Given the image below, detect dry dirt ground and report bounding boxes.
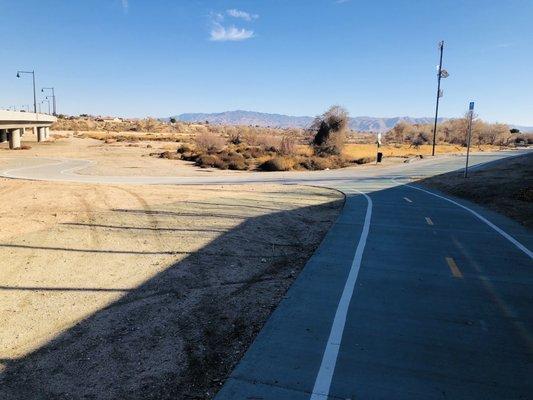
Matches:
[1,130,496,178]
[0,175,343,399]
[0,130,218,177]
[420,152,533,227]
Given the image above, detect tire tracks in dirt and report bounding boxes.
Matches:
[111,186,167,254]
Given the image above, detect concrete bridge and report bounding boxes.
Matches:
[0,110,56,149]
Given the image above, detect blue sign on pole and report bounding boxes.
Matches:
[469,101,475,110]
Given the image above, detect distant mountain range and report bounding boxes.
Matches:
[171,110,533,133]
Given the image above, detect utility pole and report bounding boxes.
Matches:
[431,41,448,156]
[464,102,475,178]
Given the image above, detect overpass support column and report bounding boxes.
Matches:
[0,129,7,143]
[9,129,21,149]
[37,127,45,142]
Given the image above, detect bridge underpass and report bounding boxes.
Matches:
[0,110,56,149]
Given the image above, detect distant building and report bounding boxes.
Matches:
[96,116,123,123]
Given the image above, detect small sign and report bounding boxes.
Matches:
[469,102,475,110]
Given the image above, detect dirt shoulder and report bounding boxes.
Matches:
[419,152,533,227]
[0,179,343,399]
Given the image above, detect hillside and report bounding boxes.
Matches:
[172,111,447,132]
[171,110,533,133]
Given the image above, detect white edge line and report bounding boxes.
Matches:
[392,177,533,260]
[309,190,372,399]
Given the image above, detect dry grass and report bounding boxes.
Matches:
[341,143,501,160]
[76,130,190,143]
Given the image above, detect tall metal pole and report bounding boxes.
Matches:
[45,98,52,114]
[32,70,37,114]
[464,102,475,178]
[431,41,444,156]
[52,88,56,115]
[17,70,37,113]
[42,87,57,115]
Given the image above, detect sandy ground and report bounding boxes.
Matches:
[421,152,533,227]
[0,130,229,177]
[0,174,343,399]
[0,130,442,177]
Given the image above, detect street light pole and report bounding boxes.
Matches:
[16,70,37,114]
[42,99,51,115]
[431,41,444,156]
[44,97,53,114]
[41,87,56,115]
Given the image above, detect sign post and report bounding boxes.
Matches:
[464,101,474,178]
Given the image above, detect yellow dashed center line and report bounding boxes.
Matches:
[446,257,463,278]
[403,197,412,203]
[425,217,434,225]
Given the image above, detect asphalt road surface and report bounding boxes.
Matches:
[1,151,532,399]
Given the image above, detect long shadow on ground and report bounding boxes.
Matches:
[0,200,342,400]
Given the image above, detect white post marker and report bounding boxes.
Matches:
[464,101,474,178]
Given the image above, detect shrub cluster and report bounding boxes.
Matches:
[385,117,527,147]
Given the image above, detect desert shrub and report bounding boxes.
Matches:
[242,130,280,149]
[385,117,512,147]
[226,153,247,170]
[225,126,242,145]
[311,106,349,155]
[259,156,296,171]
[411,132,430,148]
[195,154,221,168]
[279,136,296,155]
[354,156,373,165]
[298,155,348,170]
[384,122,409,143]
[158,151,181,160]
[299,156,332,170]
[177,143,194,154]
[194,132,225,153]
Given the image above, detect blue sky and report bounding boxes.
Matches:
[1,0,532,125]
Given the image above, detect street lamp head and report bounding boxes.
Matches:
[16,72,20,78]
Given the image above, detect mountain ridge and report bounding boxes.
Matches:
[171,110,533,133]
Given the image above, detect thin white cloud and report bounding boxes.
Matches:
[211,11,224,22]
[210,23,254,41]
[227,9,259,21]
[495,43,514,48]
[335,0,350,3]
[121,0,129,13]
